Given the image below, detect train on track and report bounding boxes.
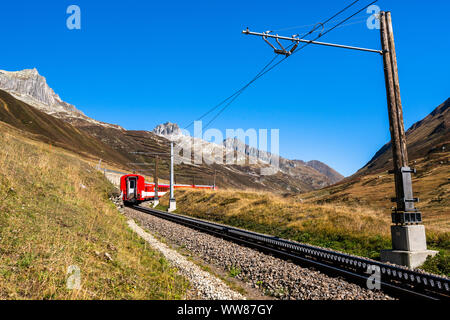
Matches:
[120,174,216,204]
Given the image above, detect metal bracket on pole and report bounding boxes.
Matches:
[388,165,422,224]
[261,30,299,56]
[243,28,383,55]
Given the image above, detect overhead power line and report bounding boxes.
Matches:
[270,16,368,34]
[183,54,281,130]
[232,0,379,88]
[202,0,379,129]
[184,0,367,130]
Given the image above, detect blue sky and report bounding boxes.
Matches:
[0,0,448,176]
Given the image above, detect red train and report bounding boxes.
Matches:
[120,174,216,204]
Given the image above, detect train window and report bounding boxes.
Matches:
[129,180,135,188]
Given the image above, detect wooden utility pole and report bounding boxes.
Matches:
[154,156,159,202]
[168,141,177,212]
[243,13,421,223]
[386,12,408,163]
[129,150,170,207]
[380,11,420,224]
[378,12,437,267]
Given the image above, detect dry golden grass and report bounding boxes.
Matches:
[159,178,449,261]
[0,123,188,299]
[298,152,450,235]
[162,188,390,237]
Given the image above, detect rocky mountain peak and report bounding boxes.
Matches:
[151,122,343,185]
[153,122,183,138]
[0,68,122,129]
[1,68,39,79]
[0,68,84,117]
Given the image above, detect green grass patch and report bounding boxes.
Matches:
[228,265,241,278]
[420,252,450,277]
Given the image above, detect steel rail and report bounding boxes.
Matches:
[131,205,449,300]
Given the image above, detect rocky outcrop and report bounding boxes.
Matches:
[0,69,84,117]
[0,68,122,129]
[153,122,183,139]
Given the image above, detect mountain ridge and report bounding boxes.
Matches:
[0,87,326,192]
[0,88,129,165]
[0,68,346,191]
[153,121,344,185]
[356,98,449,175]
[297,98,449,224]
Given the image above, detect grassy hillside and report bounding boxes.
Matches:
[358,98,449,175]
[0,89,131,168]
[0,88,334,192]
[80,126,328,192]
[0,122,188,299]
[299,151,449,233]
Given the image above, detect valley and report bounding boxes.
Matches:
[0,67,448,294]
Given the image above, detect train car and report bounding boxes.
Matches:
[120,174,216,204]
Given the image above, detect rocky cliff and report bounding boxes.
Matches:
[0,68,122,129]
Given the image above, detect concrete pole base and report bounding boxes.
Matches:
[168,199,177,213]
[381,249,438,269]
[381,224,438,268]
[152,199,159,208]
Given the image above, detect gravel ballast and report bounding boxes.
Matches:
[127,219,244,300]
[125,207,393,300]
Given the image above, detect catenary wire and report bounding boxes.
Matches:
[186,0,375,130]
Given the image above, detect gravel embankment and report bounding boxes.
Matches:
[125,207,394,300]
[127,219,244,300]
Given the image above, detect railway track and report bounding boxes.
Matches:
[131,205,449,301]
